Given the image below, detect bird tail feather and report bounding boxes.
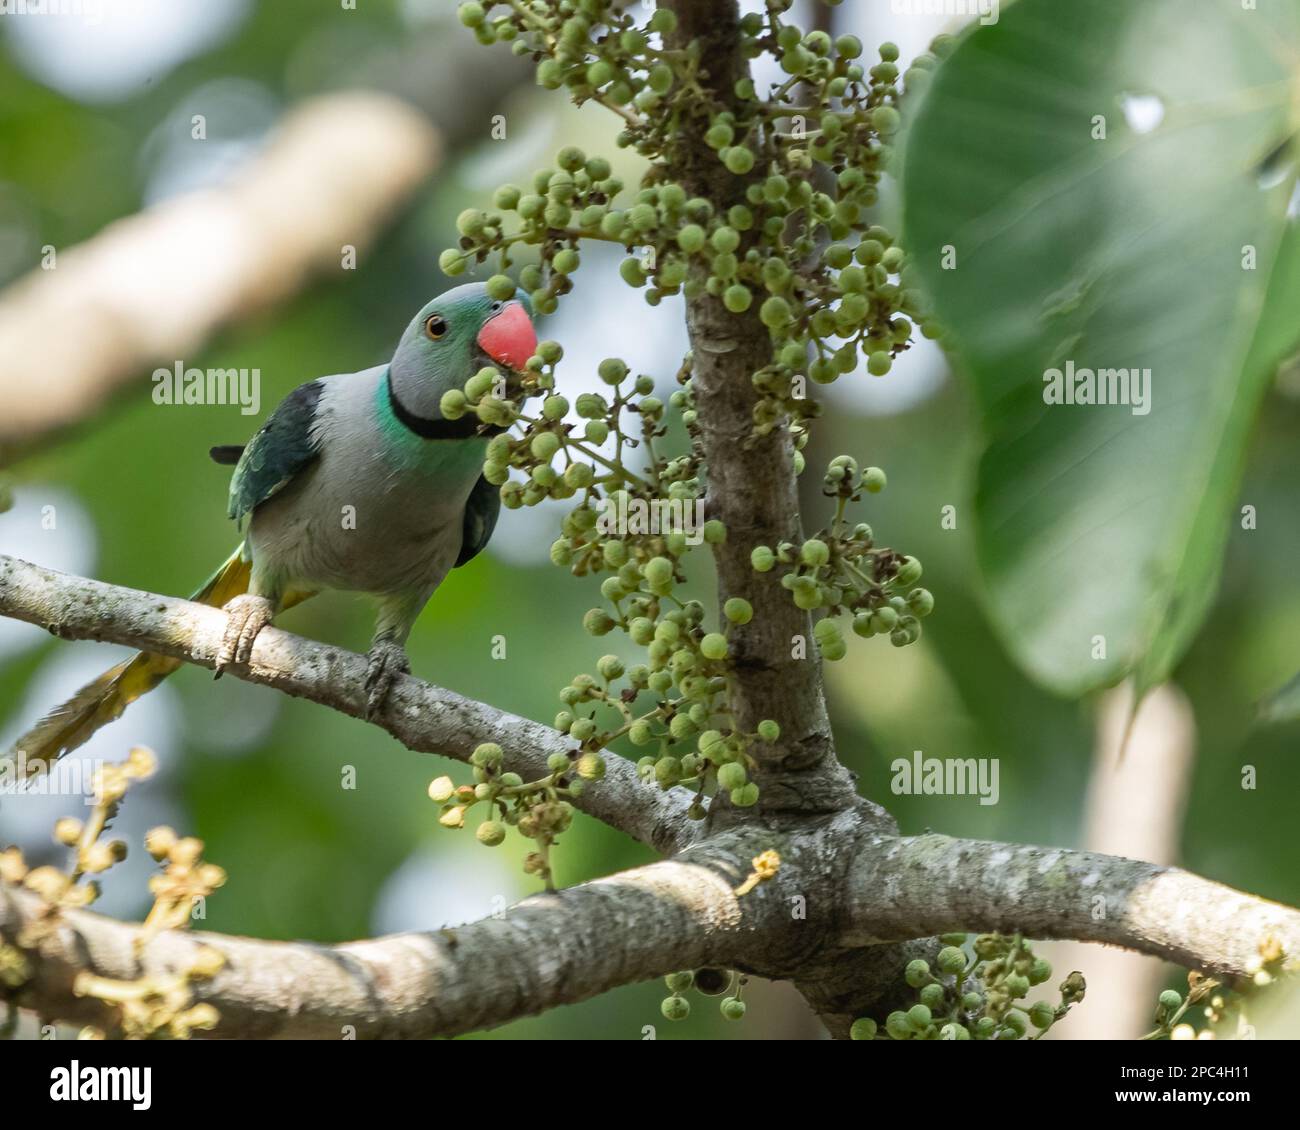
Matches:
[7,546,253,775]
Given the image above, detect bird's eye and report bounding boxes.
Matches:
[490,300,503,314]
[424,314,448,339]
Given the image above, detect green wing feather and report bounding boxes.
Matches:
[455,473,500,568]
[228,379,324,523]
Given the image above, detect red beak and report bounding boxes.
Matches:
[477,302,536,372]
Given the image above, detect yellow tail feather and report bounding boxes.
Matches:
[9,547,254,775]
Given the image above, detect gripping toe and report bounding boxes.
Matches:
[215,594,276,675]
[364,640,410,720]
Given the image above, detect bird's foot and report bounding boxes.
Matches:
[364,639,410,720]
[215,594,275,676]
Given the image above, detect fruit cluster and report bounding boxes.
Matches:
[851,935,1084,1041]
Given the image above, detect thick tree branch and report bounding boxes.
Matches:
[662,0,857,815]
[0,852,752,1039]
[843,834,1300,979]
[0,555,696,854]
[8,815,1297,1037]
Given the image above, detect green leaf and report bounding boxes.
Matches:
[902,0,1300,696]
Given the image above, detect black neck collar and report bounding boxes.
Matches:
[386,372,484,440]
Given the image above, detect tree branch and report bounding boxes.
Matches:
[662,0,857,815]
[0,853,751,1038]
[0,555,697,854]
[843,833,1300,979]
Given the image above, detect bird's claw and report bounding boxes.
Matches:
[215,594,275,677]
[364,640,410,719]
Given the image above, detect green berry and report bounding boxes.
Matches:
[751,545,776,572]
[729,782,759,807]
[700,633,728,660]
[555,146,585,172]
[471,742,503,768]
[937,946,966,975]
[597,654,624,681]
[711,225,740,253]
[440,389,468,419]
[486,274,516,301]
[620,258,646,287]
[661,995,690,1021]
[721,997,746,1021]
[760,296,792,329]
[885,1011,912,1040]
[644,557,674,587]
[716,761,747,791]
[1029,1002,1056,1030]
[724,284,752,313]
[552,248,580,275]
[867,351,892,377]
[583,609,615,635]
[723,146,755,174]
[1028,957,1053,986]
[871,105,901,135]
[863,466,887,493]
[705,121,735,149]
[724,598,753,624]
[904,959,931,989]
[654,756,682,787]
[530,431,561,461]
[598,357,629,385]
[677,224,706,253]
[906,588,934,617]
[800,538,830,566]
[757,720,780,742]
[919,985,944,1011]
[894,556,923,585]
[849,1017,877,1040]
[665,970,694,994]
[576,752,605,781]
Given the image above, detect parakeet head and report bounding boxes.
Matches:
[387,282,537,424]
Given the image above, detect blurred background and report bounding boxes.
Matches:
[1,0,1297,1040]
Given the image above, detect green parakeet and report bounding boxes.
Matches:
[12,282,536,770]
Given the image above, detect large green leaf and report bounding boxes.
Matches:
[902,0,1300,696]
